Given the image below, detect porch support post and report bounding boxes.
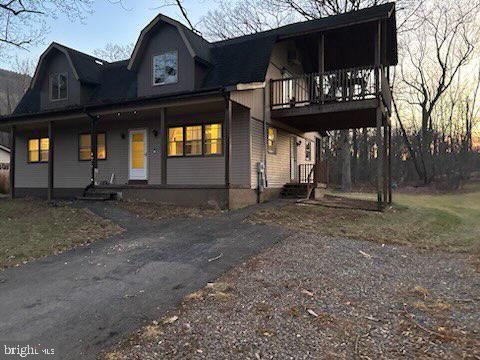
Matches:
[224,96,232,189]
[90,115,98,187]
[9,125,15,199]
[383,122,388,206]
[160,107,167,185]
[375,20,381,95]
[376,108,383,211]
[318,33,325,103]
[48,121,54,202]
[388,122,393,204]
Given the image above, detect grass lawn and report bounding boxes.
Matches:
[247,182,480,256]
[0,198,123,269]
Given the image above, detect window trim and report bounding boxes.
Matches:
[152,50,179,87]
[49,72,68,101]
[167,122,224,158]
[78,133,108,162]
[27,137,50,164]
[267,127,277,155]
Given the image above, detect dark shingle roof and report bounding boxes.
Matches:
[8,3,396,118]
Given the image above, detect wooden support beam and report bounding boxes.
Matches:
[374,21,381,95]
[90,116,98,187]
[318,33,325,103]
[383,123,388,206]
[161,107,167,185]
[48,121,54,202]
[9,125,15,199]
[224,96,232,189]
[388,122,393,204]
[376,107,383,211]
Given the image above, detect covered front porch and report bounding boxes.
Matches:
[4,93,255,209]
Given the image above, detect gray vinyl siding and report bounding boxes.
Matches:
[39,51,81,111]
[136,23,195,98]
[15,135,48,188]
[14,117,163,189]
[250,118,264,189]
[230,105,250,187]
[266,128,292,188]
[167,157,224,185]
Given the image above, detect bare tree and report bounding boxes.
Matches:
[0,0,126,59]
[396,0,480,183]
[93,42,134,62]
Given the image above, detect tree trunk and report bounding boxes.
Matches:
[341,129,352,192]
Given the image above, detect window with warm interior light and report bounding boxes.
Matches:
[204,123,222,155]
[185,125,202,156]
[267,127,277,154]
[168,127,184,156]
[79,133,106,161]
[28,138,49,163]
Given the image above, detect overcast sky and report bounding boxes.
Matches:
[0,0,215,72]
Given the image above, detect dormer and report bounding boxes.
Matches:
[30,43,104,111]
[128,14,212,97]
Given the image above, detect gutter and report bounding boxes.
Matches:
[0,87,224,125]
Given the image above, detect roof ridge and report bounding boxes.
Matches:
[51,42,109,64]
[211,2,394,46]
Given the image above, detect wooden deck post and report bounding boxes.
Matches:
[9,125,15,199]
[48,121,54,202]
[383,122,388,206]
[224,96,232,188]
[388,122,393,204]
[161,107,167,185]
[90,115,98,187]
[318,33,325,103]
[375,21,381,95]
[376,108,383,211]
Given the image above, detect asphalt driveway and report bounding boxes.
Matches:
[0,202,290,359]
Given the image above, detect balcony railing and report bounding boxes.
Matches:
[270,66,390,110]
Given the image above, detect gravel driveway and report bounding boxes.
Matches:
[106,233,480,359]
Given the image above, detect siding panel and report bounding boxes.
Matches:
[230,105,250,187]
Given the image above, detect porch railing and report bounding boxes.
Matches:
[270,66,389,110]
[297,161,328,185]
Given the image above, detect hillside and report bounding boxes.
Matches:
[0,68,31,116]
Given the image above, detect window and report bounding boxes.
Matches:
[50,73,68,100]
[185,125,202,156]
[305,141,312,161]
[204,124,222,155]
[267,127,277,154]
[168,123,223,157]
[28,138,49,163]
[153,51,178,85]
[79,133,106,161]
[168,127,184,156]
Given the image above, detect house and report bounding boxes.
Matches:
[0,3,397,210]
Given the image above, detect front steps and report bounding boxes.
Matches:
[281,183,310,199]
[281,182,327,199]
[76,187,119,201]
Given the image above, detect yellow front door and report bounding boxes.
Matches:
[129,129,147,180]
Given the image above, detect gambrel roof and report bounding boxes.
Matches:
[8,2,396,119]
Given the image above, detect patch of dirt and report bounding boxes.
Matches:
[103,234,480,359]
[116,200,221,221]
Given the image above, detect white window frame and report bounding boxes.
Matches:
[50,73,68,101]
[152,50,178,86]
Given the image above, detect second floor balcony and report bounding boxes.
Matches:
[269,66,392,132]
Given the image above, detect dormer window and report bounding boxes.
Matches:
[50,73,68,101]
[153,51,178,86]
